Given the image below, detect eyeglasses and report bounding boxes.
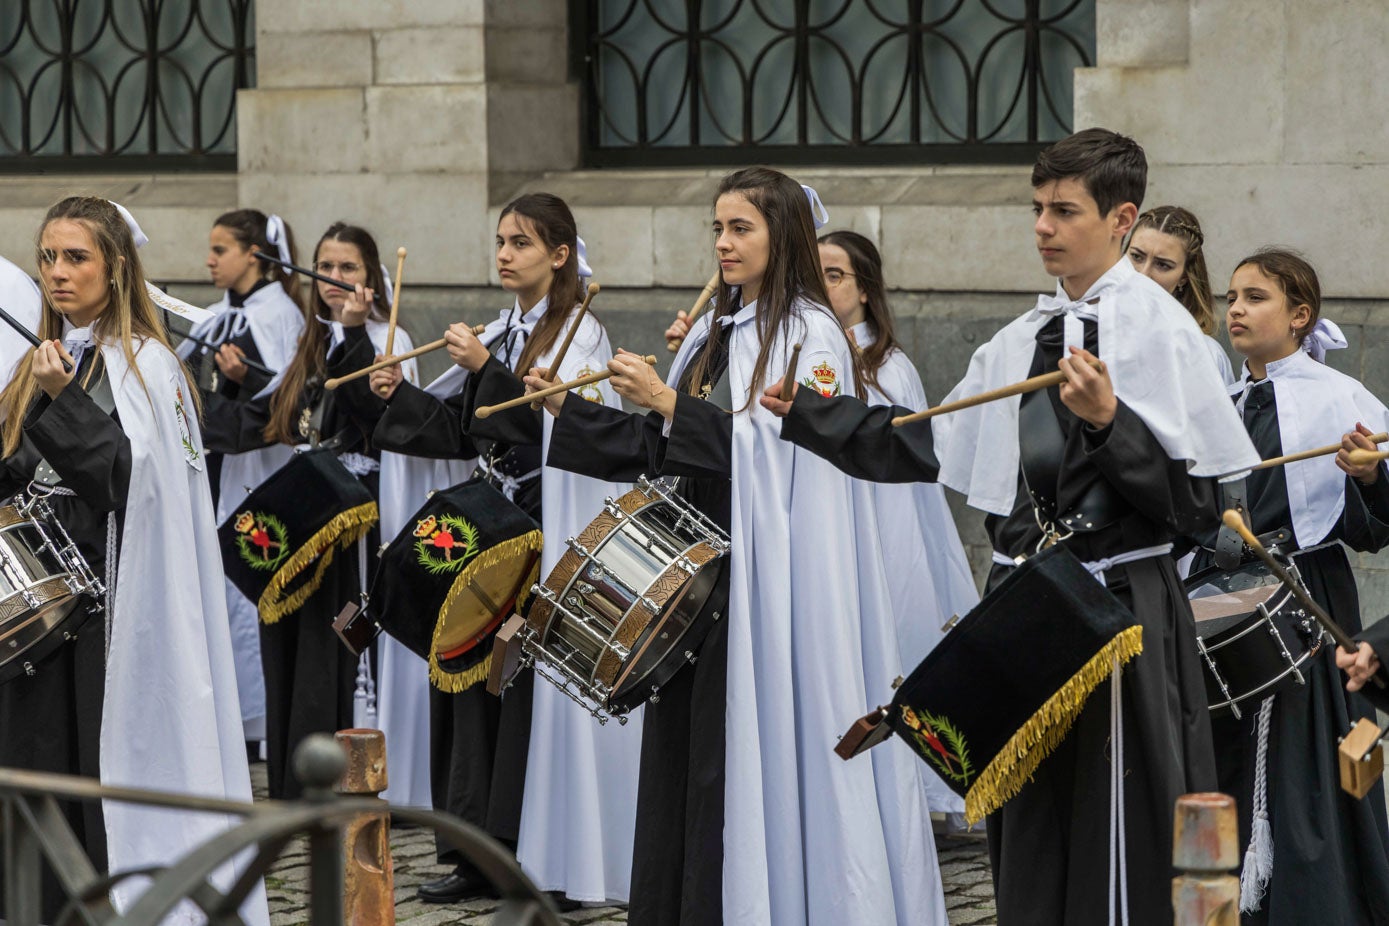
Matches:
[314,261,363,276]
[823,268,857,286]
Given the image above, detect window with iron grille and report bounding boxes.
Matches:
[0,1,254,172]
[575,0,1095,167]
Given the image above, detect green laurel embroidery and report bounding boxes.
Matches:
[233,512,290,572]
[901,705,974,785]
[414,514,481,575]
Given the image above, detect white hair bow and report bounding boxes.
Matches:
[801,184,830,230]
[110,201,148,249]
[265,213,292,265]
[576,235,594,281]
[1302,317,1347,363]
[378,263,394,306]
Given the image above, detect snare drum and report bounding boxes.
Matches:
[1186,559,1324,718]
[517,477,729,722]
[0,493,106,684]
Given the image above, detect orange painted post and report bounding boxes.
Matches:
[335,728,395,926]
[1171,792,1239,926]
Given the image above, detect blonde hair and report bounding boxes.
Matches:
[1133,205,1215,335]
[1,196,196,456]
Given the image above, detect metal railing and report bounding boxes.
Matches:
[0,734,557,926]
[0,0,255,172]
[574,0,1095,167]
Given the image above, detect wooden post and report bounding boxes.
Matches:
[335,729,395,926]
[1172,792,1239,926]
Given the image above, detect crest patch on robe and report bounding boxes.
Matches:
[803,360,841,397]
[575,364,604,403]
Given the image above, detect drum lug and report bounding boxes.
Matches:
[603,497,626,520]
[711,611,720,621]
[649,685,660,704]
[684,650,697,664]
[22,661,34,677]
[20,591,38,610]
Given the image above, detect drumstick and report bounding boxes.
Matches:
[1348,448,1389,468]
[176,333,274,377]
[531,282,599,409]
[323,324,488,390]
[385,246,406,356]
[1254,433,1389,470]
[666,272,721,352]
[253,250,355,292]
[0,304,70,373]
[1219,511,1382,688]
[891,359,1104,427]
[476,354,658,419]
[779,343,802,402]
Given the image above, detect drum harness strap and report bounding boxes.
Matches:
[29,358,118,656]
[476,451,541,503]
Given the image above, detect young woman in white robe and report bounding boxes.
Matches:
[817,229,980,818]
[0,196,266,924]
[535,167,948,926]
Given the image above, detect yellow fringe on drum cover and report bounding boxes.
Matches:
[428,530,543,693]
[258,502,380,625]
[964,624,1144,825]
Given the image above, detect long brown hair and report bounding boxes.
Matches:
[2,196,196,456]
[687,167,859,409]
[498,193,584,375]
[1132,205,1215,334]
[818,229,903,401]
[212,208,306,310]
[264,222,389,444]
[1231,248,1322,347]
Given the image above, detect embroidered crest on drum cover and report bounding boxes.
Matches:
[802,360,841,398]
[575,364,604,404]
[233,511,290,571]
[900,704,974,786]
[413,514,481,575]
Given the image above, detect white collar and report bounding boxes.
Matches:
[1238,349,1303,386]
[719,296,757,329]
[849,320,874,349]
[1057,256,1134,303]
[504,294,549,328]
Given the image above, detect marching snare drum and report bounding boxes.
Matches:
[1186,559,1324,719]
[0,489,106,684]
[515,477,729,723]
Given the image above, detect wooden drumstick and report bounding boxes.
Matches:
[1348,447,1389,469]
[1255,432,1389,470]
[531,281,599,409]
[1219,511,1378,678]
[779,343,802,402]
[323,323,488,390]
[667,272,721,353]
[891,359,1104,427]
[476,354,657,419]
[385,246,406,356]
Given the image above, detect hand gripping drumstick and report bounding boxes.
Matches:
[667,272,721,353]
[254,250,356,292]
[0,304,71,373]
[1348,447,1389,469]
[779,343,802,402]
[475,353,658,419]
[1255,432,1389,470]
[384,246,406,356]
[891,358,1104,427]
[323,324,489,390]
[532,282,599,409]
[1220,509,1386,689]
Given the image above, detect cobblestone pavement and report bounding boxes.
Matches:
[256,764,996,925]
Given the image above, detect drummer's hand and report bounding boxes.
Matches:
[340,284,374,327]
[1337,641,1382,692]
[1058,346,1115,429]
[444,322,489,373]
[609,349,675,419]
[33,341,75,399]
[369,354,402,400]
[214,343,249,383]
[759,378,796,417]
[523,367,565,417]
[1338,423,1382,484]
[664,310,690,345]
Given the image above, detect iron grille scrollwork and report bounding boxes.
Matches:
[575,0,1095,167]
[0,0,254,172]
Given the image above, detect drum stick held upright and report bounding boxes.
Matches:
[667,272,720,352]
[779,343,802,402]
[254,250,356,292]
[477,354,658,419]
[1255,432,1389,470]
[891,359,1104,427]
[1219,511,1382,688]
[323,324,488,390]
[532,281,599,409]
[385,246,406,356]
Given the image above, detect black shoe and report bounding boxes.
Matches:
[417,867,497,904]
[546,891,582,912]
[245,741,264,765]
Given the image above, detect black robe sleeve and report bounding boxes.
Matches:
[199,389,274,455]
[660,392,732,479]
[779,389,940,483]
[23,383,131,511]
[462,356,543,447]
[1341,470,1389,554]
[547,398,663,482]
[372,380,479,460]
[326,325,388,437]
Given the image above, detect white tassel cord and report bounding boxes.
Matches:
[350,534,377,729]
[1108,657,1129,926]
[1240,696,1276,913]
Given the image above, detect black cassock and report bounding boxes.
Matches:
[542,335,731,926]
[202,325,382,800]
[1191,378,1389,925]
[370,352,538,870]
[780,317,1218,926]
[0,356,130,916]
